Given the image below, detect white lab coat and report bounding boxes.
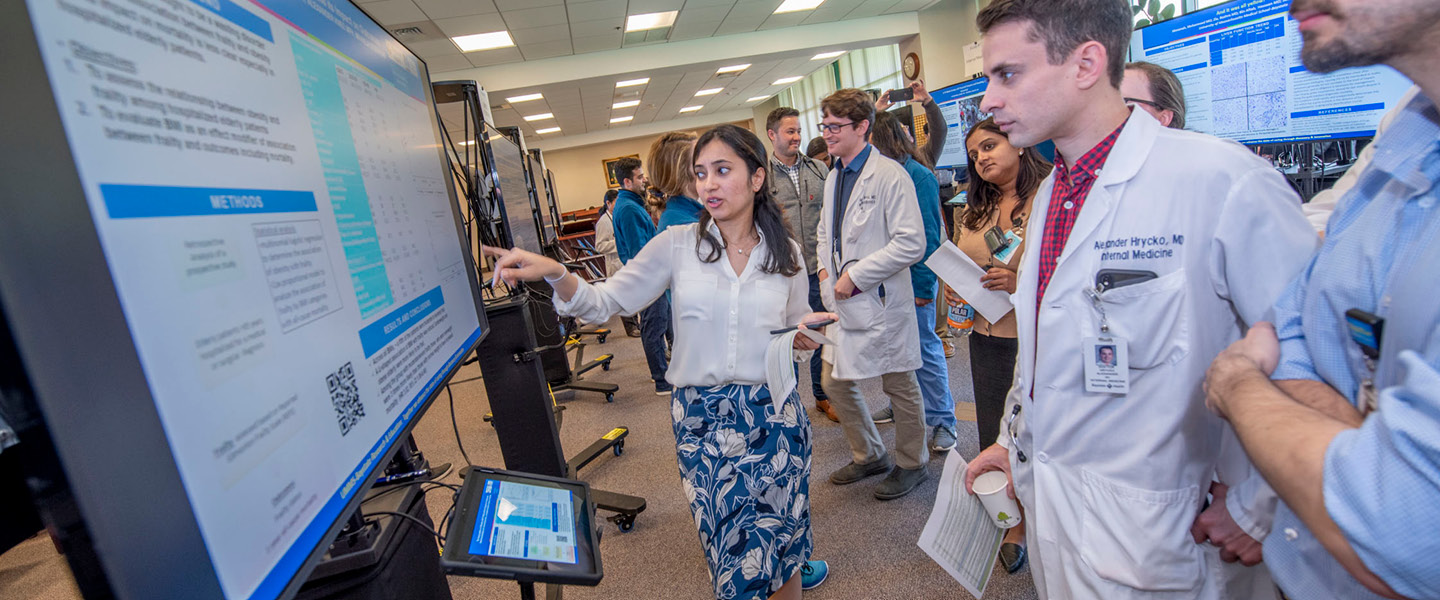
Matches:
[594,209,623,276]
[815,146,925,380]
[999,109,1318,599]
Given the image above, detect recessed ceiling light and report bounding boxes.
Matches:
[679,105,703,113]
[506,93,543,103]
[716,64,750,74]
[452,31,515,52]
[695,87,722,96]
[458,140,476,146]
[747,95,770,102]
[610,116,634,123]
[812,50,845,60]
[774,0,825,14]
[613,100,640,109]
[616,77,650,88]
[535,127,561,134]
[625,11,677,32]
[522,113,553,121]
[772,76,803,85]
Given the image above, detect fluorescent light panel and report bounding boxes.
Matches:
[452,31,514,52]
[616,77,650,87]
[695,87,722,96]
[812,50,845,60]
[535,127,561,134]
[772,76,802,85]
[625,11,677,32]
[716,64,750,74]
[747,95,770,102]
[774,0,825,14]
[506,93,543,103]
[679,105,703,113]
[522,113,553,121]
[613,100,640,109]
[610,115,634,123]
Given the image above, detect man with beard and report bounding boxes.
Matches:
[1205,1,1440,599]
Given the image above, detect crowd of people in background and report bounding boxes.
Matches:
[487,0,1440,598]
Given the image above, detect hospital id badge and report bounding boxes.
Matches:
[993,230,1023,265]
[1083,337,1129,394]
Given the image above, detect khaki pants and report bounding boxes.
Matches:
[821,361,928,470]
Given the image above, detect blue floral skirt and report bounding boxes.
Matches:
[671,383,813,600]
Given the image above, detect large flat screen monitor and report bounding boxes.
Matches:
[929,78,991,170]
[525,155,557,245]
[486,130,543,254]
[1129,0,1412,145]
[0,0,487,598]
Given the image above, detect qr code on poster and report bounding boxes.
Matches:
[327,362,365,436]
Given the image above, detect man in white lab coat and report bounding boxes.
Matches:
[960,1,1318,598]
[815,88,929,500]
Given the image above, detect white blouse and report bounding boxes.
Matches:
[553,222,811,388]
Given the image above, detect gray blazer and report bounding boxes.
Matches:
[768,153,829,274]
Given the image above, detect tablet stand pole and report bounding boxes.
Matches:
[518,582,536,600]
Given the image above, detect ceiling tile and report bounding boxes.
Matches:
[359,0,428,24]
[675,5,732,22]
[433,14,508,36]
[669,19,720,41]
[518,40,575,60]
[714,15,764,35]
[758,11,808,29]
[625,0,685,14]
[846,0,889,19]
[500,4,568,28]
[415,0,498,20]
[681,0,738,6]
[511,24,571,44]
[403,38,463,57]
[726,1,779,17]
[801,7,849,23]
[423,54,475,73]
[495,0,561,9]
[569,18,623,37]
[566,0,625,21]
[571,33,622,54]
[465,46,524,67]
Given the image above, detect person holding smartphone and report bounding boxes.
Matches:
[947,116,1053,574]
[486,124,833,600]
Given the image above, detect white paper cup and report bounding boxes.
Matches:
[973,471,1023,529]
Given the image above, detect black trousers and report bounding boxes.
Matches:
[968,332,1018,447]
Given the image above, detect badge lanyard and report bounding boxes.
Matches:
[1082,285,1130,394]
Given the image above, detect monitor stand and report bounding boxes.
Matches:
[298,463,452,600]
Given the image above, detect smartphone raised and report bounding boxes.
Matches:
[887,87,915,103]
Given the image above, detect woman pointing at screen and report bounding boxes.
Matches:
[484,124,833,600]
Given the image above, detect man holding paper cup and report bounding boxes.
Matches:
[959,0,1317,598]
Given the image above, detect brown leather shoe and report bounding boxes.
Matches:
[815,399,840,422]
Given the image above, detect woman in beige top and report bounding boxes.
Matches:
[945,117,1052,574]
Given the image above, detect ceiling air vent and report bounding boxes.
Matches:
[391,26,425,37]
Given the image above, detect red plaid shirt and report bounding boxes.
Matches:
[1034,121,1127,306]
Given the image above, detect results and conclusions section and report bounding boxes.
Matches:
[1131,0,1411,144]
[24,0,480,598]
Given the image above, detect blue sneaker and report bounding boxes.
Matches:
[800,560,828,590]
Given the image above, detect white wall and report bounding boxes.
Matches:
[543,119,755,213]
[915,0,984,89]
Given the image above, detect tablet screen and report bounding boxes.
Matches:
[468,480,577,564]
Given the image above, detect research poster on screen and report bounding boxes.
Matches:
[25,0,483,597]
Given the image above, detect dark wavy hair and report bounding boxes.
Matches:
[692,124,800,277]
[871,110,931,169]
[961,117,1053,232]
